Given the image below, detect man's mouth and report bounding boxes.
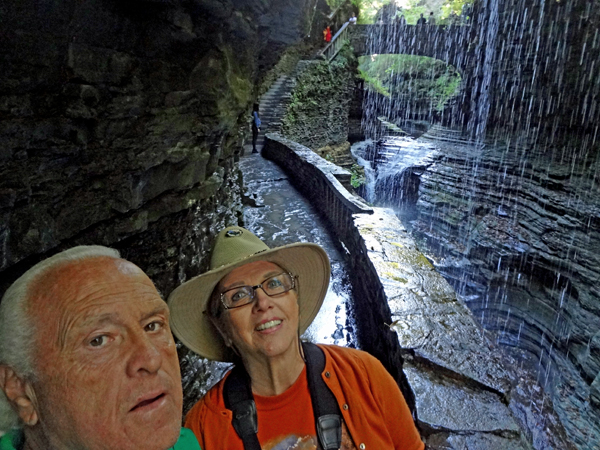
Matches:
[255,319,282,331]
[130,393,166,412]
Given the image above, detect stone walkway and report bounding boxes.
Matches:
[243,75,294,155]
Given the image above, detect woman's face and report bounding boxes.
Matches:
[218,261,300,366]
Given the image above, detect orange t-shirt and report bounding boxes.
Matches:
[253,366,316,450]
[186,345,424,450]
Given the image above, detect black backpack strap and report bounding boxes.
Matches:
[223,366,261,450]
[303,342,342,450]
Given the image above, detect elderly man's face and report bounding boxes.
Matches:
[26,257,182,450]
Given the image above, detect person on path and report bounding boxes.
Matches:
[324,25,332,42]
[168,226,425,450]
[428,12,436,25]
[348,13,357,25]
[251,103,260,154]
[417,13,426,25]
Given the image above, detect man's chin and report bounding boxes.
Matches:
[122,423,181,450]
[124,403,182,450]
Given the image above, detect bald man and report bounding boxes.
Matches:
[0,246,200,450]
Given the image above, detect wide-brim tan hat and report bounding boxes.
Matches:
[168,226,331,362]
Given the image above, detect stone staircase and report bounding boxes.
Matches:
[246,75,295,154]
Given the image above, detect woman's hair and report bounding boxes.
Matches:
[0,245,120,432]
[253,103,259,112]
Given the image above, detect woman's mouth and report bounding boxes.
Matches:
[255,319,282,331]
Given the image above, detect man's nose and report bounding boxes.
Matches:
[126,331,162,377]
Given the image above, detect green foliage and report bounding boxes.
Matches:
[353,0,473,24]
[281,42,357,150]
[283,43,356,133]
[358,68,390,97]
[259,44,311,97]
[354,0,390,23]
[350,164,366,188]
[358,54,461,111]
[325,0,348,9]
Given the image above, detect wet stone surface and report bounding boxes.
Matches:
[352,208,574,449]
[404,363,521,436]
[355,208,513,395]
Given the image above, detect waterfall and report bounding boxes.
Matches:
[356,0,600,447]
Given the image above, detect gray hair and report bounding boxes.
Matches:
[0,245,121,432]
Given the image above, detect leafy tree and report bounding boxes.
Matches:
[358,54,462,111]
[353,0,474,24]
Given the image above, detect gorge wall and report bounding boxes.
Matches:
[354,0,600,445]
[0,0,328,295]
[405,133,600,445]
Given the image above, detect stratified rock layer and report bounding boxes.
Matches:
[263,133,575,449]
[407,130,600,448]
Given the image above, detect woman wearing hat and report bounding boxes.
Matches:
[168,226,424,450]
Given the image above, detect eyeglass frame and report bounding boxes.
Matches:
[219,272,297,311]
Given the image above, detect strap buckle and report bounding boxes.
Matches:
[317,414,342,450]
[231,400,258,437]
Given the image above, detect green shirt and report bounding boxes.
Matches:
[0,428,200,450]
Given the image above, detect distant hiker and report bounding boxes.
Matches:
[398,14,407,26]
[349,13,357,25]
[251,103,261,154]
[417,13,426,25]
[428,12,436,25]
[324,25,332,42]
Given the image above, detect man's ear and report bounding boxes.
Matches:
[0,365,39,426]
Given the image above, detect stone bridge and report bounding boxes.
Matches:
[348,24,475,74]
[346,23,481,133]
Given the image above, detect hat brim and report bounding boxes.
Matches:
[168,243,331,362]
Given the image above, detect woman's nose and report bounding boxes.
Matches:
[253,286,274,311]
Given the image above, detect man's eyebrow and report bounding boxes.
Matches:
[140,304,170,323]
[77,304,168,329]
[59,312,119,349]
[80,312,120,327]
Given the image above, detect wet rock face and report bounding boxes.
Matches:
[408,138,600,446]
[0,0,318,293]
[281,48,357,152]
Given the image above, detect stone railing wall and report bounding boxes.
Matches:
[262,133,372,239]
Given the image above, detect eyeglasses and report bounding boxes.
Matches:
[220,272,296,310]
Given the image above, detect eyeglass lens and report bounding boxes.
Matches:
[221,273,294,309]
